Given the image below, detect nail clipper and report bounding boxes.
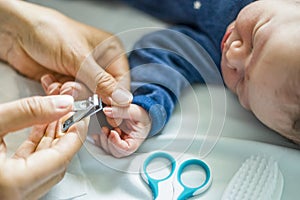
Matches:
[62,94,102,132]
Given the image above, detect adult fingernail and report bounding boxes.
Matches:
[41,74,54,89]
[112,88,133,105]
[60,87,73,95]
[52,95,74,109]
[103,107,113,117]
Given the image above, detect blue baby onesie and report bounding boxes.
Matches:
[121,0,254,136]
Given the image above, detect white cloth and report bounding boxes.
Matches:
[3,0,300,199]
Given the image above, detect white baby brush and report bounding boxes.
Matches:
[221,155,284,200]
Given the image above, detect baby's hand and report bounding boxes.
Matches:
[92,104,151,158]
[41,73,151,158]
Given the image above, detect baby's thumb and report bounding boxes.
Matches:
[103,104,148,123]
[0,95,73,136]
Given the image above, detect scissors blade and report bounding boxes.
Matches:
[61,94,102,132]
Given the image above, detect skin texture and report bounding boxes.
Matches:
[42,75,151,158]
[0,95,89,200]
[2,0,299,161]
[221,0,300,143]
[43,0,300,157]
[0,0,132,106]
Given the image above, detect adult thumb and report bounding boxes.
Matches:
[0,95,74,136]
[76,58,132,106]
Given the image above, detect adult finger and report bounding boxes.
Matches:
[76,57,132,106]
[60,81,92,100]
[34,121,57,151]
[16,118,88,193]
[51,117,88,158]
[41,74,62,95]
[41,74,90,99]
[41,74,74,92]
[0,95,74,136]
[89,31,131,90]
[13,125,48,159]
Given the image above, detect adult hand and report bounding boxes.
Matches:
[0,95,88,200]
[0,0,132,106]
[40,74,150,158]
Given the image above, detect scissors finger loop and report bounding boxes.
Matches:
[177,159,212,199]
[142,152,176,199]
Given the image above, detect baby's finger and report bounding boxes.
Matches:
[103,106,131,120]
[105,117,123,128]
[107,130,130,158]
[108,130,141,158]
[90,133,101,147]
[103,105,150,123]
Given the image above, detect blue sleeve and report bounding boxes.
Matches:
[129,27,223,137]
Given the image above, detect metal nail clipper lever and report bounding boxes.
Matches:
[62,94,103,132]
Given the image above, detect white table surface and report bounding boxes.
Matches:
[2,1,299,199]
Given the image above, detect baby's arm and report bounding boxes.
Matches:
[41,26,221,157]
[129,27,222,137]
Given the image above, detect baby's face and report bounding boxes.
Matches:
[221,0,300,142]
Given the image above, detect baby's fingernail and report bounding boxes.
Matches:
[52,95,74,109]
[103,107,113,117]
[112,88,132,105]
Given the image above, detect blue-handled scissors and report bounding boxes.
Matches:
[140,151,212,200]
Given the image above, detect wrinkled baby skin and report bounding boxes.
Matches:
[221,0,300,143]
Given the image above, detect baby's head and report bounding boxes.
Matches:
[220,0,300,143]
